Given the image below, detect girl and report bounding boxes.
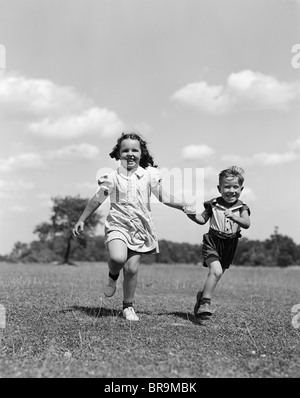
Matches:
[73,132,190,321]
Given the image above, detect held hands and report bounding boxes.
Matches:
[182,204,197,215]
[72,221,85,237]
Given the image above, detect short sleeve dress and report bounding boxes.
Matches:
[96,165,162,254]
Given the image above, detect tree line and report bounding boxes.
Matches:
[1,197,299,267]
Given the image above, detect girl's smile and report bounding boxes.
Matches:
[118,138,142,171]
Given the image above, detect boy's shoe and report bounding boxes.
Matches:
[193,291,203,316]
[198,302,213,316]
[104,277,117,297]
[123,307,139,321]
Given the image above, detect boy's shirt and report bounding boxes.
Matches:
[204,197,250,235]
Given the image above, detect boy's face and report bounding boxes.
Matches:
[118,138,142,171]
[218,176,243,204]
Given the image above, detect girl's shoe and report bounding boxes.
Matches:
[104,277,117,297]
[123,307,139,321]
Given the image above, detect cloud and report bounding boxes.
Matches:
[0,73,91,119]
[10,205,30,213]
[171,70,300,115]
[0,73,126,138]
[182,144,215,160]
[49,143,100,161]
[221,151,298,166]
[29,107,125,139]
[36,193,53,209]
[0,153,43,172]
[171,81,232,115]
[252,152,298,165]
[288,137,300,150]
[0,179,35,198]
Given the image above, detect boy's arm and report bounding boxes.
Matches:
[224,209,250,229]
[187,209,210,225]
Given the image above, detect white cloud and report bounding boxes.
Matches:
[252,151,298,165]
[29,107,125,139]
[0,73,126,139]
[171,81,232,115]
[182,144,215,160]
[37,193,53,209]
[0,153,43,172]
[288,137,300,150]
[221,151,298,166]
[0,179,35,198]
[49,143,100,161]
[10,205,30,213]
[0,73,91,119]
[171,70,300,115]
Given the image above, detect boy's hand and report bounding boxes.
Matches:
[72,221,84,237]
[224,210,236,221]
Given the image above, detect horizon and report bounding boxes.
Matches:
[0,0,300,255]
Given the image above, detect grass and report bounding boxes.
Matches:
[0,261,299,378]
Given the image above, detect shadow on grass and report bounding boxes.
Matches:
[156,311,212,326]
[61,306,211,325]
[61,305,122,318]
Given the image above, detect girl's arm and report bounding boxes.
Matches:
[156,186,188,211]
[73,190,108,236]
[224,209,250,229]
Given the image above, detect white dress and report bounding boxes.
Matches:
[96,165,161,253]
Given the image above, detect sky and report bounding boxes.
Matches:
[0,0,300,255]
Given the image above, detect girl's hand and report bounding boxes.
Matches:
[73,221,84,237]
[183,204,196,214]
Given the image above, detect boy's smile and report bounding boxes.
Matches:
[218,176,243,205]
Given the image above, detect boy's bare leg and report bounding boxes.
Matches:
[202,258,224,299]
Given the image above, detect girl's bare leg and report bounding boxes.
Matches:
[123,250,141,303]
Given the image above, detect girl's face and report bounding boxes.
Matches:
[218,176,243,205]
[118,138,142,171]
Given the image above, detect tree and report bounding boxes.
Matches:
[34,196,103,265]
[9,241,31,262]
[265,227,300,267]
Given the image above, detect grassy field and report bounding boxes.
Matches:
[0,261,299,378]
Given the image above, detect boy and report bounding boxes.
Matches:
[187,166,251,316]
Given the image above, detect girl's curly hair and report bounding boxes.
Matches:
[219,166,245,186]
[109,132,158,169]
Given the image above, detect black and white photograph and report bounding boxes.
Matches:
[0,0,299,381]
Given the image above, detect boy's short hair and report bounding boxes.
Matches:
[219,166,245,186]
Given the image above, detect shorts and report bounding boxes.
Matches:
[202,232,239,270]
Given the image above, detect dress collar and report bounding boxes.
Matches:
[117,165,145,179]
